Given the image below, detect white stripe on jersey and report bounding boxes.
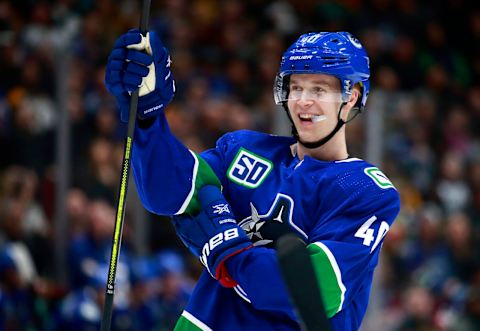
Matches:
[181,310,213,331]
[175,150,199,215]
[312,242,346,312]
[234,285,252,303]
[335,158,362,163]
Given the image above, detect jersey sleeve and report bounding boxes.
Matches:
[198,132,235,188]
[306,174,400,320]
[132,113,221,216]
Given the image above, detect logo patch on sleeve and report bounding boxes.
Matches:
[227,148,273,188]
[364,167,395,189]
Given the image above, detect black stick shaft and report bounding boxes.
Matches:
[276,234,332,331]
[100,1,151,330]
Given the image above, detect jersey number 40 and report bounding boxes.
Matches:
[354,216,389,253]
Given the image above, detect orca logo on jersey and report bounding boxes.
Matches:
[227,148,273,188]
[239,194,307,247]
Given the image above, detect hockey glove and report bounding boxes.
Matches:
[172,185,252,287]
[105,29,175,122]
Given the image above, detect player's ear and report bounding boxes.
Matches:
[340,88,360,121]
[347,88,360,107]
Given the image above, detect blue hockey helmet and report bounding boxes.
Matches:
[274,32,370,111]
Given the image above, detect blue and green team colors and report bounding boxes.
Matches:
[131,112,400,331]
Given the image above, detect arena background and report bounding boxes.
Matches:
[0,0,479,330]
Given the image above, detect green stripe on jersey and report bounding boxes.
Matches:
[174,311,212,331]
[307,242,346,318]
[180,153,222,216]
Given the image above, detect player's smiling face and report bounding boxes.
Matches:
[287,73,343,143]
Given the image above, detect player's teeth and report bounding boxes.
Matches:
[312,115,327,122]
[299,114,325,122]
[299,114,313,119]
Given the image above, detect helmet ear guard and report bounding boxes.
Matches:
[351,80,369,113]
[342,80,369,121]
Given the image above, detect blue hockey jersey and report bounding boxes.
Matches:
[132,113,400,331]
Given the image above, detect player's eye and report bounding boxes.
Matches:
[289,85,303,99]
[311,86,326,95]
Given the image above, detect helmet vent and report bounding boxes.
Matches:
[321,56,349,64]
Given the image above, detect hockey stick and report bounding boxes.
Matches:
[276,234,332,331]
[100,1,151,330]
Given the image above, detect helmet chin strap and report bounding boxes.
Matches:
[282,102,347,149]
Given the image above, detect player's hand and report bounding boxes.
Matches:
[172,186,252,287]
[105,29,175,122]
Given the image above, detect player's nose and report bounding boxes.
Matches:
[297,96,314,108]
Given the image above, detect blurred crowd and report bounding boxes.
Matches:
[0,0,479,330]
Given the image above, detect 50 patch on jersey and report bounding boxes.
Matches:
[227,148,273,188]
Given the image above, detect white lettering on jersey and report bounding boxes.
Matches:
[354,216,390,253]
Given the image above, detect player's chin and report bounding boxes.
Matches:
[297,132,319,144]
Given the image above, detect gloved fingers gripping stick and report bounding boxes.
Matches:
[105,29,175,122]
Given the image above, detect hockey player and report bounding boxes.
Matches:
[105,30,400,330]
